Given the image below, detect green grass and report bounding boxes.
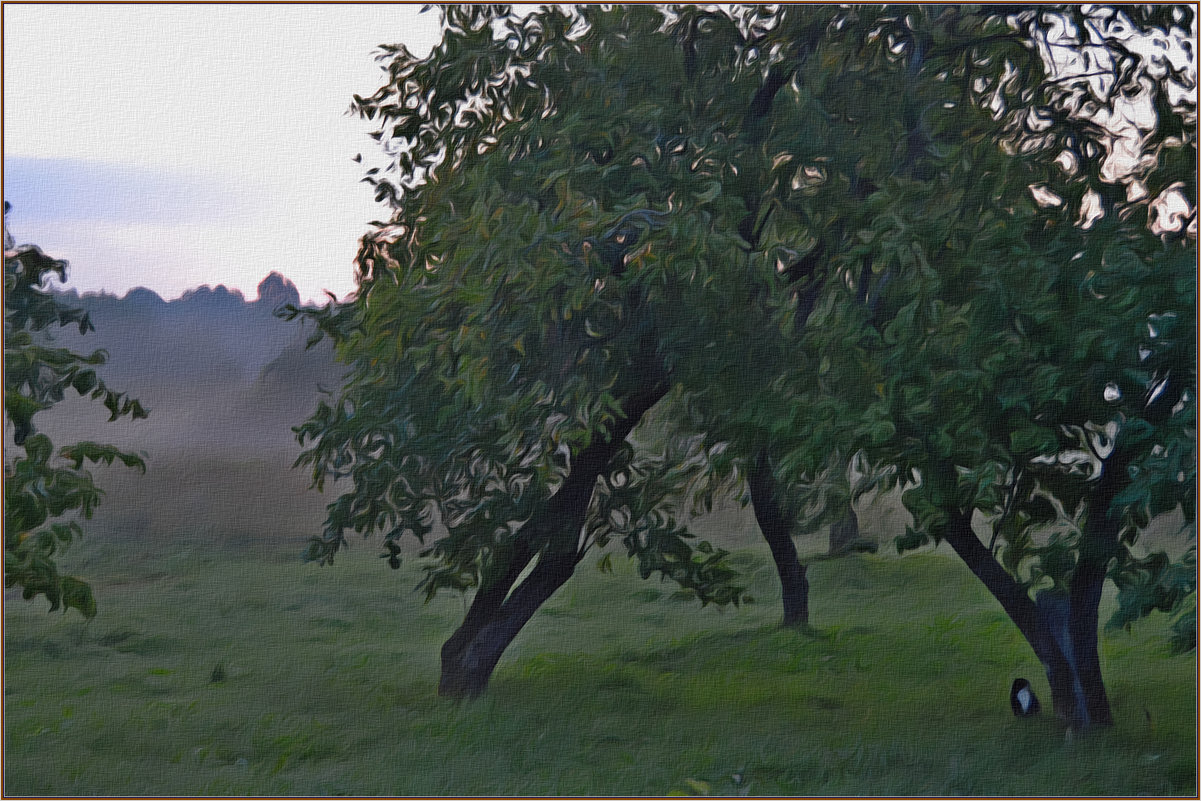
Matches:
[5,533,1195,796]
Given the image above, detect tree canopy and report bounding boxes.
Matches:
[292,5,1195,716]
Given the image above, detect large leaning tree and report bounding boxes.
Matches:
[4,204,148,618]
[292,5,775,697]
[291,4,1194,716]
[294,4,937,689]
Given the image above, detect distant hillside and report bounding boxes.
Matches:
[17,273,348,545]
[31,272,344,452]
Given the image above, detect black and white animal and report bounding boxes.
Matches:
[1010,678,1041,717]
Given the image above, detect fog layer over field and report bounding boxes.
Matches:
[20,274,347,547]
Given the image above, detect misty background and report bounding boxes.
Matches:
[21,274,348,552]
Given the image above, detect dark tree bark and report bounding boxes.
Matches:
[747,450,809,627]
[1032,589,1089,725]
[828,509,860,556]
[939,508,1088,726]
[438,379,668,698]
[828,505,876,556]
[1065,447,1133,728]
[438,548,580,698]
[1068,555,1112,727]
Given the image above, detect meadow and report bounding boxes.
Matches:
[4,502,1195,797]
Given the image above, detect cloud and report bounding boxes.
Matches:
[4,157,250,224]
[4,5,442,169]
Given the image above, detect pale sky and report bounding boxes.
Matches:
[4,7,1193,302]
[3,4,443,303]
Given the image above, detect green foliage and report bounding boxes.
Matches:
[1169,600,1197,654]
[294,6,1194,654]
[299,5,1021,590]
[1108,549,1197,643]
[292,5,803,603]
[4,205,147,617]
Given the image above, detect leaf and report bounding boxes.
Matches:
[694,181,721,204]
[70,369,98,396]
[22,434,53,465]
[59,443,147,473]
[1009,426,1058,456]
[59,576,96,619]
[1169,605,1196,654]
[895,525,929,554]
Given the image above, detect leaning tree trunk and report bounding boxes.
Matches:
[438,380,668,698]
[747,450,809,627]
[438,545,582,698]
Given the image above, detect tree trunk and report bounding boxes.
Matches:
[828,504,876,555]
[1032,589,1089,725]
[438,379,668,698]
[939,508,1089,726]
[1068,561,1112,727]
[438,549,579,698]
[1065,447,1133,728]
[747,450,809,627]
[948,439,1140,730]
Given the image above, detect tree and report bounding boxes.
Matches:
[293,5,849,695]
[751,6,1196,729]
[286,3,925,689]
[4,204,148,618]
[576,4,1195,730]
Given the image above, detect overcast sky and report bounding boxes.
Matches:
[3,4,443,302]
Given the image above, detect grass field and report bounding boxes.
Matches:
[4,526,1196,796]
